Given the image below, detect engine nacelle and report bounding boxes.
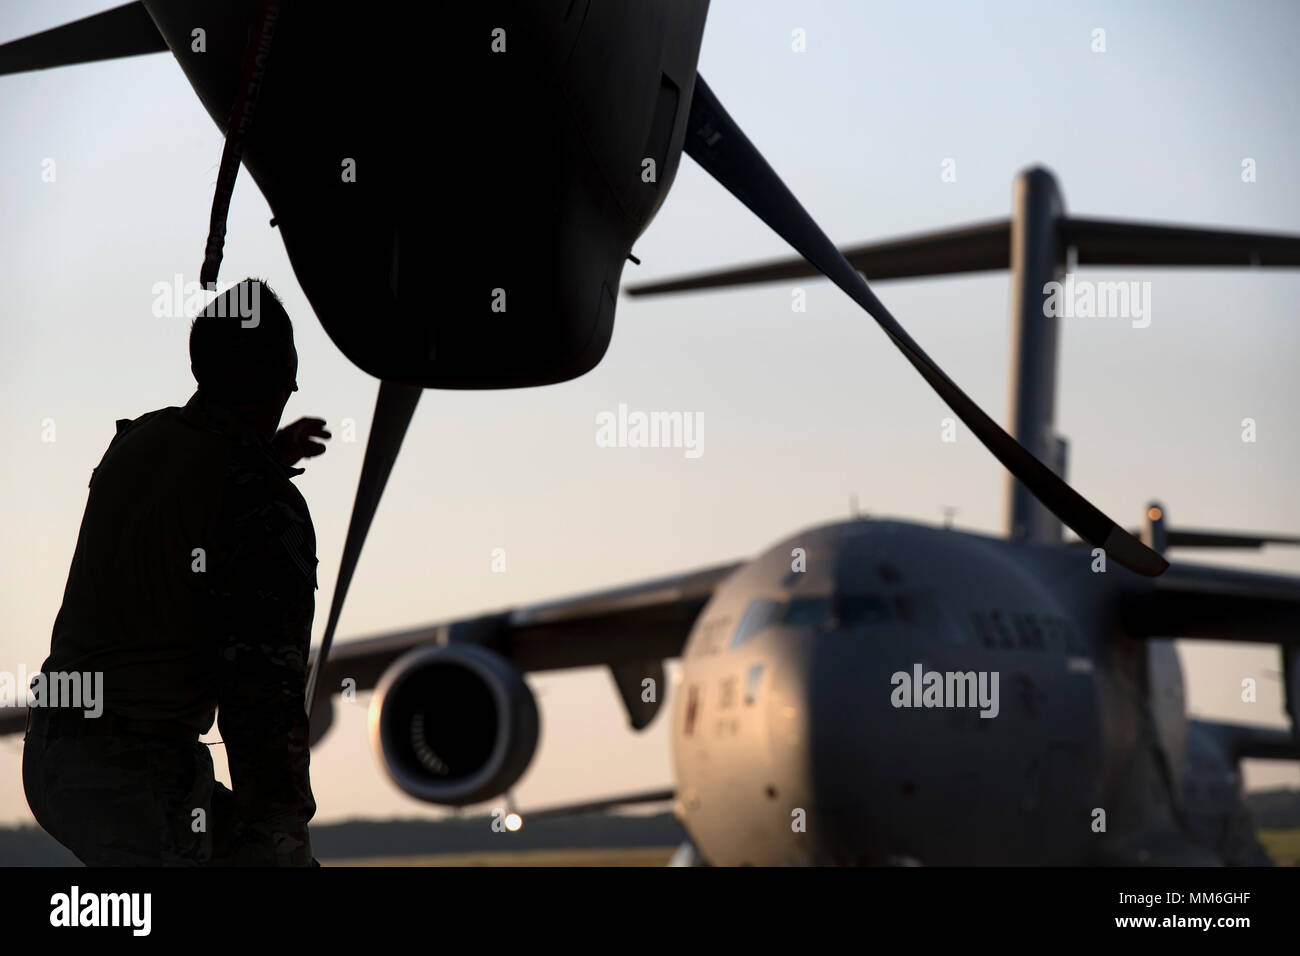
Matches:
[369,644,540,806]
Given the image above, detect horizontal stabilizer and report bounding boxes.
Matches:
[626,216,1300,296]
[1064,218,1300,269]
[0,3,166,77]
[625,219,1011,294]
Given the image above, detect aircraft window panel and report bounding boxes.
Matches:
[782,597,830,628]
[730,598,786,647]
[834,594,893,629]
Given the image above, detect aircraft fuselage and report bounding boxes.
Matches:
[671,519,1220,865]
[144,0,710,388]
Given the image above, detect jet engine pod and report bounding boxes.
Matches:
[369,644,540,806]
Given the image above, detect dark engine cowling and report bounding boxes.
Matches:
[369,645,540,806]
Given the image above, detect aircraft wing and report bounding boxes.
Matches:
[1122,561,1300,645]
[0,560,741,742]
[315,559,740,689]
[1120,561,1300,737]
[1163,529,1300,549]
[311,559,741,738]
[1189,720,1299,762]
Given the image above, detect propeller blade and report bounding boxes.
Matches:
[305,380,422,715]
[682,75,1166,577]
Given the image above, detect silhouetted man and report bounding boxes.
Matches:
[23,278,329,865]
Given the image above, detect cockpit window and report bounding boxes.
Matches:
[782,597,830,628]
[833,594,894,628]
[730,598,785,647]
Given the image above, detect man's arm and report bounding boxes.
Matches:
[210,458,318,866]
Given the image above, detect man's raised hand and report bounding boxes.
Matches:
[273,417,331,468]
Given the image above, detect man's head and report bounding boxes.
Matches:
[189,279,297,438]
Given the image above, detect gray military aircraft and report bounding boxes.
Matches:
[324,167,1300,866]
[14,161,1295,864]
[343,169,1300,866]
[3,5,1299,864]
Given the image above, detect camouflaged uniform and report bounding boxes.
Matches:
[23,392,317,865]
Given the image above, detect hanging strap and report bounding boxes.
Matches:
[199,0,282,289]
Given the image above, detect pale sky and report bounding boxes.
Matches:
[2,0,1299,830]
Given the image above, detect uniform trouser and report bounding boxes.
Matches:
[23,708,237,866]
